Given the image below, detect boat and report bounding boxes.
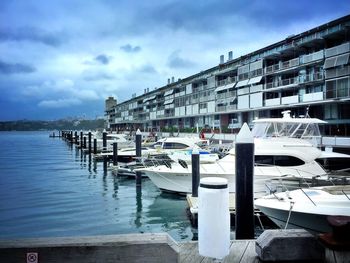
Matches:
[111,136,219,177]
[94,132,134,151]
[113,136,216,164]
[136,137,329,195]
[252,110,350,171]
[254,185,350,233]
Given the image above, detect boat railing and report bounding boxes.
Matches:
[139,155,174,169]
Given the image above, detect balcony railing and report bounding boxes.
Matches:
[217,77,237,87]
[265,77,299,89]
[300,72,324,83]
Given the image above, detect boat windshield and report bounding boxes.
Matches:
[252,122,322,140]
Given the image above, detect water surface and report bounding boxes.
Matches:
[0,131,194,241]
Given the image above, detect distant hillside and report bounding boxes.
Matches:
[0,119,106,131]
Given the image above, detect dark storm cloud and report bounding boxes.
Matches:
[120,44,141,53]
[94,54,111,65]
[0,27,64,47]
[136,0,350,33]
[167,51,195,69]
[0,60,36,74]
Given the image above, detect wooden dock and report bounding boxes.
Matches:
[179,240,259,263]
[186,194,273,228]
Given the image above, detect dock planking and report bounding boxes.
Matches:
[179,240,260,263]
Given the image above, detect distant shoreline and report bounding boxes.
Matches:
[0,119,105,131]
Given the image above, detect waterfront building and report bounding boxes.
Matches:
[105,15,350,136]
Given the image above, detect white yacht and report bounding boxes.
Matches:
[94,132,134,151]
[115,136,216,163]
[254,185,350,233]
[252,110,350,171]
[137,137,328,195]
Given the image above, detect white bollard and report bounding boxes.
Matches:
[198,177,230,259]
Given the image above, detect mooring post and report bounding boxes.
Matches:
[80,131,83,148]
[93,138,97,154]
[88,131,92,154]
[59,130,61,138]
[235,123,255,239]
[102,130,107,152]
[83,136,87,149]
[135,129,142,187]
[191,148,200,197]
[70,131,73,143]
[113,142,118,166]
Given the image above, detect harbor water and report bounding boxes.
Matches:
[0,131,194,241]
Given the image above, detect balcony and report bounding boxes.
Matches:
[303,92,324,102]
[217,77,236,87]
[265,77,299,90]
[281,95,299,104]
[265,98,280,106]
[325,65,350,79]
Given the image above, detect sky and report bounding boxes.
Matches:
[0,0,349,121]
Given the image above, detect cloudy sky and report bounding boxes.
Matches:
[0,0,349,120]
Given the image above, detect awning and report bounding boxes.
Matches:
[164,89,174,96]
[324,57,337,69]
[164,98,174,105]
[143,95,156,102]
[248,76,263,85]
[214,82,236,93]
[335,53,349,67]
[235,79,249,88]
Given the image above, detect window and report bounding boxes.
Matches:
[163,142,189,149]
[199,103,207,109]
[255,155,305,166]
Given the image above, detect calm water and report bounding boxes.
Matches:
[0,131,194,241]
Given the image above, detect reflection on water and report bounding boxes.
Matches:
[0,131,194,241]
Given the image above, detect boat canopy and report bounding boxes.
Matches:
[252,111,326,145]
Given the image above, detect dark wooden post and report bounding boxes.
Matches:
[135,129,142,187]
[80,131,83,148]
[102,131,107,152]
[93,138,97,154]
[191,148,200,197]
[113,142,118,166]
[235,123,255,239]
[88,131,92,154]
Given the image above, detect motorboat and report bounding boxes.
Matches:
[254,185,350,233]
[252,110,350,171]
[94,132,134,151]
[114,136,216,163]
[111,136,218,176]
[136,137,330,195]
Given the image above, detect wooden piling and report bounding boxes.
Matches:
[93,139,97,155]
[191,149,200,197]
[135,129,142,187]
[102,131,107,152]
[88,132,92,154]
[113,142,118,166]
[235,123,254,240]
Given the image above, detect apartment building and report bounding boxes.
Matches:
[105,14,350,136]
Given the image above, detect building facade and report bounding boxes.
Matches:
[105,15,350,136]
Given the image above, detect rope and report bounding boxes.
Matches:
[256,213,264,230]
[284,201,295,229]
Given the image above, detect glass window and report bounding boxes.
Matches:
[274,156,305,166]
